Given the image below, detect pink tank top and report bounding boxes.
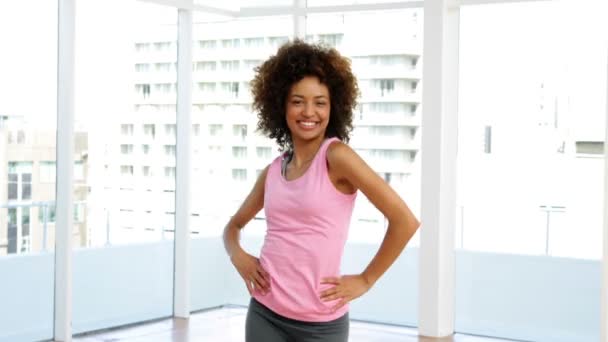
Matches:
[253,137,357,322]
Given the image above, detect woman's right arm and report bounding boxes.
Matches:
[223,165,270,295]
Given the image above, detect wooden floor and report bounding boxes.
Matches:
[73,306,518,342]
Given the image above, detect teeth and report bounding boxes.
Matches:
[300,121,316,127]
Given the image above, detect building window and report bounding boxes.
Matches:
[232,169,247,181]
[195,61,216,71]
[121,165,134,176]
[135,63,150,72]
[165,124,176,137]
[199,40,216,49]
[244,37,264,48]
[318,33,343,47]
[135,84,151,98]
[377,79,395,96]
[221,60,240,71]
[192,124,200,136]
[135,42,150,52]
[153,41,172,51]
[256,147,272,159]
[164,145,176,157]
[143,124,155,138]
[198,82,216,93]
[209,124,223,136]
[154,62,172,72]
[164,167,176,178]
[121,144,134,155]
[232,146,247,158]
[221,82,240,98]
[233,124,247,139]
[7,174,18,200]
[38,204,56,224]
[221,38,240,48]
[142,144,151,155]
[142,166,151,177]
[269,36,288,48]
[121,124,134,136]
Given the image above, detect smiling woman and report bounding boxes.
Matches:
[222,39,420,342]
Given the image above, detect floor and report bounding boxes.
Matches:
[73,306,518,342]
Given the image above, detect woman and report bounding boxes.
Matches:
[223,39,420,342]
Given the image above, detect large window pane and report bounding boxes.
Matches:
[0,1,57,341]
[72,0,176,334]
[456,1,606,340]
[306,9,422,326]
[189,14,293,310]
[307,10,422,246]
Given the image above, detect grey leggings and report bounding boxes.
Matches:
[245,298,349,342]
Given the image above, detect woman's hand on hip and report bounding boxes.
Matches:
[319,274,372,312]
[230,249,270,295]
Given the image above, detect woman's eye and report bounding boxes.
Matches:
[316,102,327,106]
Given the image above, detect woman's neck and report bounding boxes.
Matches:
[290,136,325,168]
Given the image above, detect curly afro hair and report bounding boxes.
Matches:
[250,39,359,151]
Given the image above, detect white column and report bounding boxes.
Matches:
[55,0,75,340]
[174,6,193,319]
[418,0,459,337]
[293,0,306,39]
[601,47,608,342]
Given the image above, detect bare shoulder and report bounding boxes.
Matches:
[326,140,359,167]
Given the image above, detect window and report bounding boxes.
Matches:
[135,84,151,98]
[209,124,223,136]
[142,144,151,155]
[318,33,343,47]
[198,82,216,93]
[120,165,134,176]
[135,63,150,72]
[121,124,134,136]
[164,167,176,178]
[121,144,134,155]
[244,37,264,48]
[269,36,288,48]
[154,83,174,94]
[231,168,247,181]
[232,146,247,158]
[221,82,239,98]
[195,61,216,71]
[143,124,155,138]
[256,147,272,159]
[377,79,395,96]
[142,166,151,177]
[232,124,247,139]
[135,42,150,52]
[192,124,200,136]
[244,59,263,70]
[164,145,176,156]
[154,62,172,72]
[199,39,216,49]
[221,38,239,48]
[221,60,239,71]
[7,174,18,200]
[153,41,172,51]
[165,124,176,137]
[38,203,56,224]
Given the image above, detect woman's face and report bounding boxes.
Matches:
[285,75,331,144]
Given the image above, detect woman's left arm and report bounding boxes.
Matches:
[320,142,420,312]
